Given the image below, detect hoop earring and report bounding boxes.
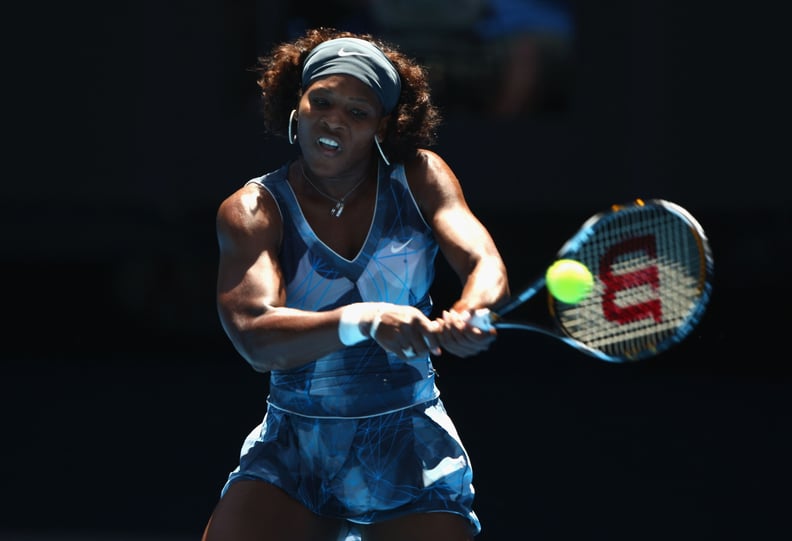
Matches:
[374,136,390,166]
[288,109,298,145]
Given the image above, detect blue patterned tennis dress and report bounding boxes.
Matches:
[220,161,480,537]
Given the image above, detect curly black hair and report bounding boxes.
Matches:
[252,27,442,163]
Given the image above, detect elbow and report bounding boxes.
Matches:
[243,353,272,373]
[220,308,281,372]
[234,329,308,373]
[229,330,280,373]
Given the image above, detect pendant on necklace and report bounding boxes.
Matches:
[331,201,344,217]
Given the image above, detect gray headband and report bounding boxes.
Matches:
[302,37,402,113]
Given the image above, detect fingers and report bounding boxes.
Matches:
[398,321,442,359]
[434,309,496,358]
[370,308,442,358]
[400,346,416,358]
[367,306,495,359]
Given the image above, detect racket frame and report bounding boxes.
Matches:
[479,199,714,362]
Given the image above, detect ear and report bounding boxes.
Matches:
[376,115,390,141]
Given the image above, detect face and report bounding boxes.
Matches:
[297,74,388,177]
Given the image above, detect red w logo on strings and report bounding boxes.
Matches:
[599,235,662,324]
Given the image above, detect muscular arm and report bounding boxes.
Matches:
[217,181,449,371]
[215,184,347,372]
[406,149,511,355]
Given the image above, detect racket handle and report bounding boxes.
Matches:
[467,308,495,331]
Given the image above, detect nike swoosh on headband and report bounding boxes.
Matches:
[338,48,372,57]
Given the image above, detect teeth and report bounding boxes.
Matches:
[318,137,339,149]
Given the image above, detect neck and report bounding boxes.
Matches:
[300,160,372,198]
[299,161,373,218]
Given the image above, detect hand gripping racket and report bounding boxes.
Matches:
[469,199,714,362]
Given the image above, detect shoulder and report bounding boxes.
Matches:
[403,148,444,172]
[401,149,466,218]
[217,181,282,241]
[403,148,462,189]
[402,149,457,186]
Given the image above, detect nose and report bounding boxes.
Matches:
[320,108,344,131]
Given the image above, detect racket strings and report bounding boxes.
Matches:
[557,204,709,359]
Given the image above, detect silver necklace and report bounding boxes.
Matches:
[300,163,368,218]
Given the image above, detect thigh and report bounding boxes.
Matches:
[362,512,475,541]
[202,479,345,541]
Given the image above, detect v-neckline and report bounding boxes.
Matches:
[284,162,388,277]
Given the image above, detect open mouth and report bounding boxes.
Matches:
[317,136,340,151]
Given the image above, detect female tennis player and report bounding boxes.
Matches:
[201,27,510,541]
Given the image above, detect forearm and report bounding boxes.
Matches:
[433,254,507,358]
[451,255,510,313]
[223,303,384,373]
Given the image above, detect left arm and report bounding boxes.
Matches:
[405,149,510,357]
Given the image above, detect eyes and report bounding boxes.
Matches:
[309,95,374,120]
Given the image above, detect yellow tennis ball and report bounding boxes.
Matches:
[546,259,594,304]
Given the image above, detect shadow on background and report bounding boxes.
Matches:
[3,1,790,540]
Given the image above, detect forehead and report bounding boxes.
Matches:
[305,74,380,105]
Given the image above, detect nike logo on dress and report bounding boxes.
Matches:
[338,48,371,57]
[390,239,412,253]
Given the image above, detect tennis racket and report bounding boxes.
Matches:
[469,198,714,362]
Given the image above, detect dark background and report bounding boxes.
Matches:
[3,1,790,540]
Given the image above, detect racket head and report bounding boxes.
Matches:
[550,198,714,362]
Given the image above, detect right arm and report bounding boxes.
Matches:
[215,184,348,372]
